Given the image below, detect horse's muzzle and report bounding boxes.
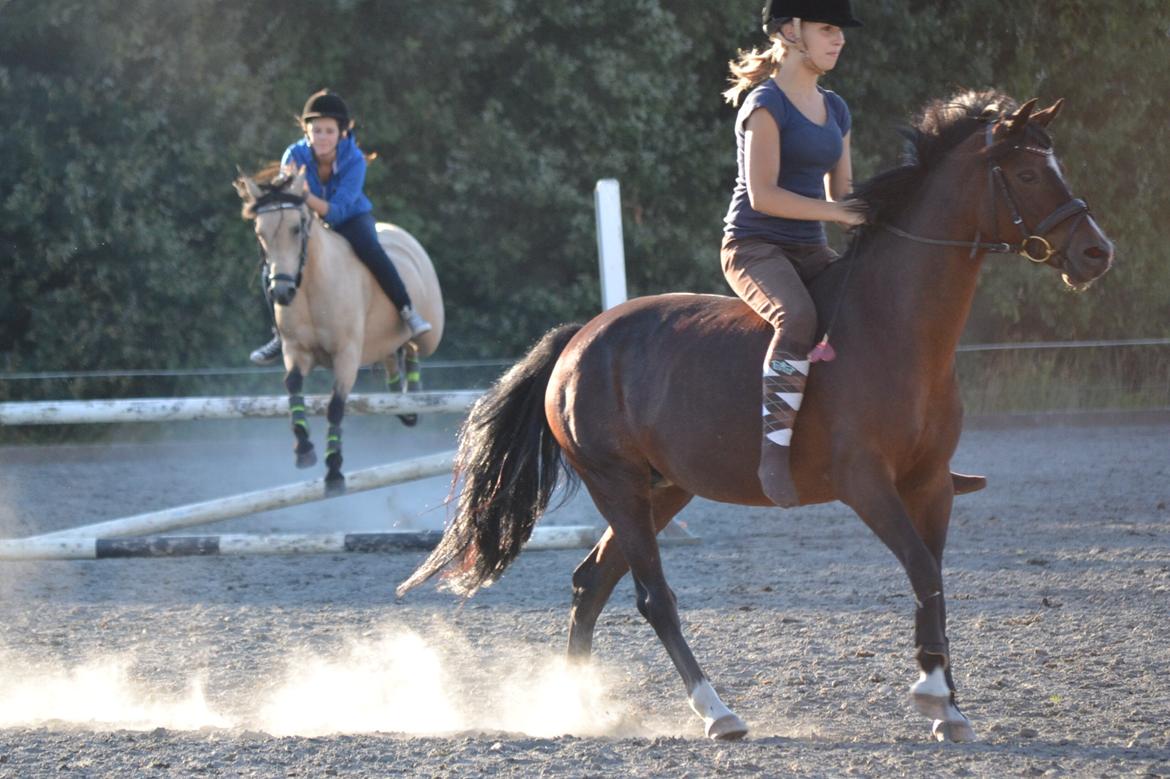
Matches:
[270,282,298,306]
[1060,218,1114,286]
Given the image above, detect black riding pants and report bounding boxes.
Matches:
[332,212,413,311]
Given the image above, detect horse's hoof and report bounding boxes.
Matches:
[397,413,419,427]
[325,475,346,497]
[911,667,952,720]
[706,713,749,741]
[932,718,977,743]
[952,472,987,495]
[296,449,317,469]
[912,692,951,721]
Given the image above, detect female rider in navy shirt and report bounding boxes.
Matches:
[250,90,431,364]
[721,1,864,507]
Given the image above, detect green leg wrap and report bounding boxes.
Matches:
[290,394,309,433]
[406,352,422,392]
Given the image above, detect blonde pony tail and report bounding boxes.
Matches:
[722,42,783,106]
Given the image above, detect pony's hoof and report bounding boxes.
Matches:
[952,472,987,495]
[911,667,952,721]
[706,713,749,741]
[296,449,317,469]
[397,413,419,427]
[932,717,977,743]
[325,475,346,497]
[912,692,951,721]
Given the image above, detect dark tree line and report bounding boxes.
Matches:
[1,0,1166,383]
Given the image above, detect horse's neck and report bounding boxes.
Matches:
[304,223,359,298]
[852,164,987,371]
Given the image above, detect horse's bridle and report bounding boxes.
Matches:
[248,190,311,291]
[881,123,1090,264]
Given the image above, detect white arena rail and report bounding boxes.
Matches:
[0,391,482,426]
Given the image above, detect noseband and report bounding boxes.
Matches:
[882,123,1090,263]
[248,191,310,291]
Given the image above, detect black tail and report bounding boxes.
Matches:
[396,323,584,598]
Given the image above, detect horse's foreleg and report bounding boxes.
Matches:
[583,471,745,740]
[285,367,316,469]
[836,459,974,742]
[568,486,693,661]
[324,354,358,496]
[323,391,346,496]
[904,471,976,742]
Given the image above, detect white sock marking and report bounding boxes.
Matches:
[689,680,733,729]
[913,667,949,698]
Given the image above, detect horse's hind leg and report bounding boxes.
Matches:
[285,367,316,469]
[580,469,746,740]
[400,344,422,427]
[568,485,693,660]
[384,350,406,392]
[384,349,417,427]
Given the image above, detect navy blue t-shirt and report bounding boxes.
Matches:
[724,81,851,244]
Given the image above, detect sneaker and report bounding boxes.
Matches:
[400,306,433,338]
[250,334,283,365]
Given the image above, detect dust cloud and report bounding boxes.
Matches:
[0,622,653,738]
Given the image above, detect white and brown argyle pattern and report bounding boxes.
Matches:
[761,353,809,447]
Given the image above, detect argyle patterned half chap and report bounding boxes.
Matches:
[759,347,810,507]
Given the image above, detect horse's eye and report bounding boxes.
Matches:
[291,225,301,235]
[1017,170,1038,184]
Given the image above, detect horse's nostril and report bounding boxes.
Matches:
[1084,246,1110,260]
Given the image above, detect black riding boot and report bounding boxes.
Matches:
[250,328,282,365]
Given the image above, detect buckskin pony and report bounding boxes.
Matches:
[398,91,1114,741]
[235,167,444,494]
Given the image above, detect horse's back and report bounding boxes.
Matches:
[376,222,444,357]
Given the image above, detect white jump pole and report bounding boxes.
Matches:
[594,179,628,311]
[0,525,618,562]
[25,451,457,542]
[0,391,482,427]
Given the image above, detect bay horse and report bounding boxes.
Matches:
[398,91,1114,741]
[235,167,444,494]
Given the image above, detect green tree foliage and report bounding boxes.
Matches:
[1,0,1166,381]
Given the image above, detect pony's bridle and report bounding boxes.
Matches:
[248,190,311,291]
[881,123,1091,264]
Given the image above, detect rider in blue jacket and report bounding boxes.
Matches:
[250,89,431,364]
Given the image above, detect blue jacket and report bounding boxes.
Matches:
[281,135,373,227]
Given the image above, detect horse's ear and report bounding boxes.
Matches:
[1006,98,1039,133]
[234,171,263,202]
[1031,98,1064,129]
[289,164,308,194]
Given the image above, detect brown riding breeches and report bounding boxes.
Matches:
[720,235,838,353]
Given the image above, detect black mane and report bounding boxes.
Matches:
[850,89,1017,227]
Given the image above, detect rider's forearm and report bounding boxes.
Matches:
[306,192,330,218]
[748,184,848,223]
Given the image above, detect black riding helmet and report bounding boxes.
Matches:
[761,0,863,31]
[300,89,352,131]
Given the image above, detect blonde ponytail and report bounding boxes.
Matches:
[723,40,785,106]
